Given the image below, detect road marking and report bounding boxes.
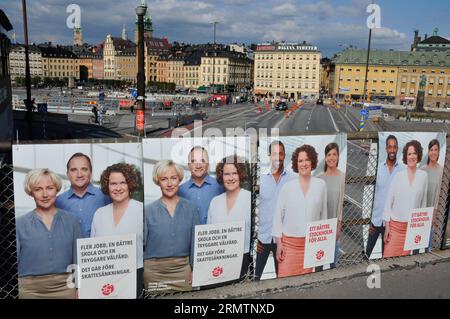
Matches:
[326,107,339,132]
[273,113,286,129]
[343,110,359,131]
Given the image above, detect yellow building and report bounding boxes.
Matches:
[184,63,200,89]
[332,49,450,108]
[156,57,168,83]
[103,35,136,80]
[40,45,78,80]
[254,42,321,99]
[167,57,185,88]
[116,50,137,82]
[200,51,252,91]
[144,37,170,83]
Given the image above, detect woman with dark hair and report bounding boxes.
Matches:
[421,139,444,250]
[91,163,144,297]
[421,139,443,208]
[272,145,327,278]
[207,155,251,277]
[383,140,428,258]
[317,143,345,268]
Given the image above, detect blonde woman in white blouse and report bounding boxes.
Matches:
[383,140,428,258]
[272,145,327,278]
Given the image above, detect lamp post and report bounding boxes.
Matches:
[135,4,147,137]
[22,0,33,139]
[360,14,373,132]
[211,21,218,94]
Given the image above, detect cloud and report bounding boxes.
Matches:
[2,0,415,56]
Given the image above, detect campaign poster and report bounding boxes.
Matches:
[142,137,252,293]
[366,132,446,259]
[77,234,136,299]
[13,142,144,299]
[404,207,433,251]
[256,134,347,281]
[304,218,338,268]
[192,221,245,287]
[443,206,450,249]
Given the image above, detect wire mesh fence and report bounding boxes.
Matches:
[1,134,450,299]
[0,158,18,299]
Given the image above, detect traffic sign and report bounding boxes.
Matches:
[131,89,138,99]
[360,109,368,117]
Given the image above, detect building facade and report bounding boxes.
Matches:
[103,35,136,80]
[412,28,450,52]
[145,37,170,83]
[92,53,104,80]
[167,57,185,88]
[40,45,78,80]
[254,42,321,99]
[332,49,450,108]
[200,51,252,92]
[9,45,42,79]
[116,50,137,82]
[156,56,168,83]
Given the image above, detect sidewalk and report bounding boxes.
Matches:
[160,249,450,299]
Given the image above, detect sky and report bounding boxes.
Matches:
[2,0,450,57]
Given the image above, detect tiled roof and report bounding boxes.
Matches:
[333,49,450,67]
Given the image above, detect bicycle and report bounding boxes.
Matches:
[88,114,112,125]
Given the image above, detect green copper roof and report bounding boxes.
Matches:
[332,49,450,67]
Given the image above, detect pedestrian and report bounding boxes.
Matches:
[92,105,99,124]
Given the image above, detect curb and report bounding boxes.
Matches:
[156,250,450,299]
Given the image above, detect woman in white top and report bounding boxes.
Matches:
[317,142,345,268]
[421,139,444,250]
[207,155,251,278]
[383,140,428,258]
[272,145,327,278]
[91,163,144,298]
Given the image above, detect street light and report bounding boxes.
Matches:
[211,21,219,94]
[135,4,147,137]
[22,0,33,138]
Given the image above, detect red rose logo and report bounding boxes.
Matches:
[101,284,115,296]
[316,250,325,261]
[212,267,224,277]
[415,235,422,244]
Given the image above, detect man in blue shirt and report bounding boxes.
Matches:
[178,146,224,225]
[255,141,296,280]
[56,153,111,238]
[366,135,404,258]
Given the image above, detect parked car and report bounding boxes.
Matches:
[316,98,324,105]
